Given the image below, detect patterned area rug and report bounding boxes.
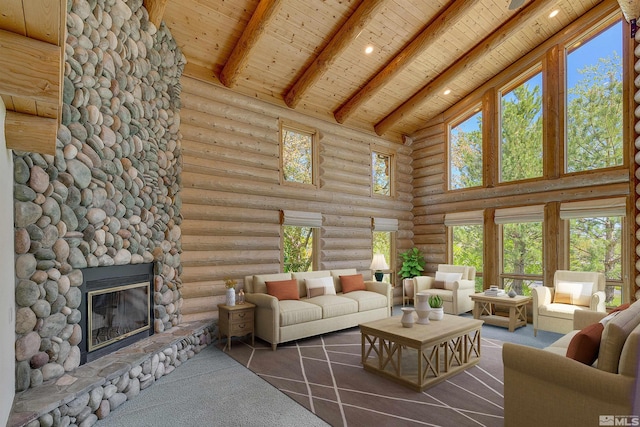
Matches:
[220,327,505,427]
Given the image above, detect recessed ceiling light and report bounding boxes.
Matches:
[549,9,559,18]
[364,45,374,54]
[443,89,451,95]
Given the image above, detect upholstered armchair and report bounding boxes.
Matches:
[532,270,606,336]
[412,264,476,315]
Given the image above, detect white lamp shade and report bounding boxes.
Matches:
[369,254,389,270]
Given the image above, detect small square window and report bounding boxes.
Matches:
[281,123,317,186]
[372,151,392,196]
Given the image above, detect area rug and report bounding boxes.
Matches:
[219,327,505,427]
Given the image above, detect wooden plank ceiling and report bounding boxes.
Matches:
[159,0,605,141]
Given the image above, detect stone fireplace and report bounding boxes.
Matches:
[13,0,185,392]
[80,263,154,364]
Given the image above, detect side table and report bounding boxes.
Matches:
[469,293,532,332]
[217,302,255,351]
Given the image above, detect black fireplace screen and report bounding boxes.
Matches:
[88,281,150,352]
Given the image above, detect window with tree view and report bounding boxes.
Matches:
[281,124,316,185]
[449,110,482,190]
[566,21,623,173]
[372,151,392,196]
[500,72,543,182]
[283,226,314,272]
[452,224,484,292]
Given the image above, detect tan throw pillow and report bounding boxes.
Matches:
[434,271,463,290]
[431,280,445,289]
[553,280,593,306]
[305,277,336,298]
[566,322,604,365]
[340,274,366,293]
[265,279,299,301]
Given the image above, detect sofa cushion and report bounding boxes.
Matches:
[340,274,366,293]
[253,273,292,294]
[566,322,604,365]
[341,290,387,312]
[619,325,640,377]
[307,295,358,319]
[538,303,586,320]
[423,288,453,302]
[305,277,336,297]
[597,300,640,373]
[266,279,299,301]
[553,280,593,306]
[279,300,322,326]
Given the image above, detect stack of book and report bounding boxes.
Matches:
[484,286,506,296]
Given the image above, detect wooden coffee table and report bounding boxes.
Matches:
[359,315,483,391]
[470,293,532,332]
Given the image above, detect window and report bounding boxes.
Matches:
[449,109,483,190]
[281,122,317,186]
[372,151,392,196]
[500,72,543,182]
[445,211,484,292]
[372,217,398,284]
[566,21,623,173]
[496,206,544,295]
[281,210,321,272]
[561,198,625,307]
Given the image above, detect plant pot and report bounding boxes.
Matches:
[403,278,414,303]
[429,307,444,321]
[401,307,415,328]
[226,288,236,306]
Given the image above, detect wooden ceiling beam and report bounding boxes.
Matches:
[334,0,480,125]
[374,0,558,136]
[143,0,169,29]
[219,0,283,88]
[284,0,387,109]
[0,29,60,105]
[5,110,57,155]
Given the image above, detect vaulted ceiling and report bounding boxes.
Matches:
[158,0,608,141]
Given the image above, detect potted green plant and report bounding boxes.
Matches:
[399,248,426,303]
[428,295,444,320]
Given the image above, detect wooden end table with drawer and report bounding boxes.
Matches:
[217,302,255,351]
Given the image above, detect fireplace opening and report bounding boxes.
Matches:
[80,263,154,364]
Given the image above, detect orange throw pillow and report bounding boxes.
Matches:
[340,274,366,293]
[265,279,299,301]
[566,322,604,365]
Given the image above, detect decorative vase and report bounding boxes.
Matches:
[508,289,517,298]
[415,292,431,324]
[401,307,415,328]
[429,307,444,321]
[226,288,236,306]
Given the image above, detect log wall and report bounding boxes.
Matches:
[179,76,413,321]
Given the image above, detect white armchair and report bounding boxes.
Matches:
[532,270,606,336]
[412,264,476,315]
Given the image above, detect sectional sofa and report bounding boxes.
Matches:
[243,269,391,350]
[503,299,640,426]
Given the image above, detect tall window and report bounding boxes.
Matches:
[561,198,625,307]
[372,217,398,284]
[566,21,623,173]
[281,122,317,186]
[372,151,392,196]
[449,109,483,190]
[445,211,484,292]
[496,206,544,295]
[281,210,321,272]
[500,72,543,182]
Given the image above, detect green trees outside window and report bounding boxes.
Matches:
[283,226,314,272]
[449,110,482,190]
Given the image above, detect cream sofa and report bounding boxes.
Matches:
[503,300,640,427]
[412,264,476,315]
[243,269,391,350]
